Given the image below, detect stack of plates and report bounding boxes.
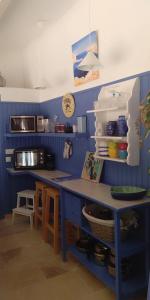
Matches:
[98,141,108,156]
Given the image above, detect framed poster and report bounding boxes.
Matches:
[72,31,100,86]
[81,152,103,183]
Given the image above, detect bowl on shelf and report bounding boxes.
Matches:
[111,186,147,200]
[76,237,94,253]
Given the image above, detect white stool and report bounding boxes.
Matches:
[12,190,35,229]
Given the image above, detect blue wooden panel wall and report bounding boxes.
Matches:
[0,71,150,216]
[0,102,41,216]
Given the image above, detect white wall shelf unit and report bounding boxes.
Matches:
[88,78,140,166]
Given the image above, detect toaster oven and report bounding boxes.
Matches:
[14,148,45,170]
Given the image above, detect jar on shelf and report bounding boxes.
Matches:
[118,143,128,150]
[48,119,55,133]
[108,141,118,158]
[117,116,128,136]
[106,121,117,136]
[118,150,128,159]
[118,142,128,159]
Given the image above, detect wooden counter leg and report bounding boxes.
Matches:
[43,193,50,243]
[34,191,39,228]
[42,189,47,237]
[60,189,67,261]
[54,195,59,254]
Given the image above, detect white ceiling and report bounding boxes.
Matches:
[0,0,77,50]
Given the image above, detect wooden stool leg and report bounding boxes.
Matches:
[43,195,50,242]
[42,189,46,237]
[34,191,39,228]
[53,196,59,254]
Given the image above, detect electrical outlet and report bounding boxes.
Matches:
[5,149,14,155]
[5,157,11,163]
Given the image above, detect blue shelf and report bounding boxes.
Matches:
[5,132,87,138]
[5,133,41,137]
[81,225,145,257]
[69,245,146,297]
[40,132,87,138]
[122,274,147,296]
[69,245,115,291]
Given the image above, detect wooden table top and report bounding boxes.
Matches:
[59,178,150,211]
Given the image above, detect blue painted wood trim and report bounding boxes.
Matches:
[114,211,122,300]
[145,207,150,283]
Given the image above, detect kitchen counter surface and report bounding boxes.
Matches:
[7,168,73,187]
[58,178,150,211]
[7,169,150,211]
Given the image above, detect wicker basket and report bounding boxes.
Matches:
[82,206,127,242]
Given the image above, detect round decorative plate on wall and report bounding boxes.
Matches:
[62,93,75,118]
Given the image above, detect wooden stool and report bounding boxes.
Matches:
[34,181,48,230]
[43,187,59,254]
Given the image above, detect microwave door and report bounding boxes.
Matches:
[27,152,37,167]
[20,118,35,132]
[10,116,36,132]
[17,152,26,167]
[16,151,37,168]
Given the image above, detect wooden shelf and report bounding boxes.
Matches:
[94,155,127,163]
[87,107,121,113]
[91,136,127,141]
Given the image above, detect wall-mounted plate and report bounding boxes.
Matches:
[62,93,75,118]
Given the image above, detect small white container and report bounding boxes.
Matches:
[77,116,87,133]
[73,124,77,133]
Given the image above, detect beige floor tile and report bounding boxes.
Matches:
[0,217,147,300]
[0,261,46,291]
[16,271,106,300]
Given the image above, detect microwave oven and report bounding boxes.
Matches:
[14,148,45,170]
[10,116,45,133]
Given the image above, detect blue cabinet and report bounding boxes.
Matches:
[63,191,83,226]
[60,179,150,300]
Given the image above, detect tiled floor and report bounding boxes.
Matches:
[0,215,146,300]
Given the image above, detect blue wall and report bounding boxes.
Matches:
[0,71,150,216]
[0,102,41,216]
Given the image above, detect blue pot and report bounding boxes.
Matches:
[106,121,117,136]
[117,116,128,136]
